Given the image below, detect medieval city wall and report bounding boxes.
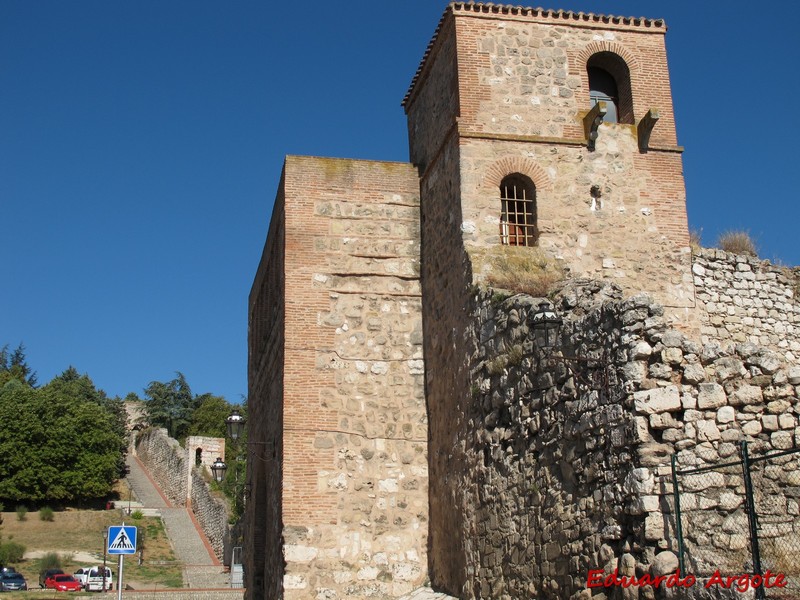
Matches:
[439,252,799,599]
[134,428,231,561]
[261,156,428,599]
[694,248,800,358]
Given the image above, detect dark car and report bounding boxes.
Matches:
[39,568,64,588]
[0,572,27,591]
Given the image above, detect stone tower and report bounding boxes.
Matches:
[400,3,692,595]
[404,2,691,310]
[246,3,694,599]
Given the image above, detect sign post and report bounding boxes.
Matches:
[108,524,137,599]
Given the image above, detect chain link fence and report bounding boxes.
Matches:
[672,443,800,599]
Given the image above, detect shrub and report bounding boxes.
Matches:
[689,228,703,253]
[717,230,757,256]
[38,551,62,571]
[507,344,525,367]
[15,506,27,521]
[131,509,144,520]
[39,506,54,522]
[0,540,26,564]
[485,247,563,297]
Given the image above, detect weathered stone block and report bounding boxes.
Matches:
[728,384,763,406]
[634,386,681,415]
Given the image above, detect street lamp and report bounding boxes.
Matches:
[210,457,228,483]
[225,409,246,441]
[529,301,563,349]
[528,301,610,396]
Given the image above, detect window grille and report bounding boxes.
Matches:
[500,176,537,246]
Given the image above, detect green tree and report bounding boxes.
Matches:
[187,394,233,438]
[143,372,196,439]
[0,343,37,387]
[0,373,125,503]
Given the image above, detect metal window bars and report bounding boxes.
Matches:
[500,179,537,246]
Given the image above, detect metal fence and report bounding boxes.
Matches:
[672,442,800,599]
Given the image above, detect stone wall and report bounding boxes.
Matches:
[134,428,231,562]
[439,278,799,599]
[247,156,428,599]
[694,247,800,358]
[135,428,188,506]
[416,132,473,596]
[246,178,285,600]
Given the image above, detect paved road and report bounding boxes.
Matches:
[125,454,232,589]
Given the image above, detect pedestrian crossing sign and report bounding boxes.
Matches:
[108,525,137,555]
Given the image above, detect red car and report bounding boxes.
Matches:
[44,574,83,591]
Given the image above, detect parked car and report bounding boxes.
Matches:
[39,568,64,588]
[73,566,113,591]
[44,573,82,592]
[0,572,27,592]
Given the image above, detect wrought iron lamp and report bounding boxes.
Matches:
[210,457,228,483]
[528,301,610,394]
[529,301,563,349]
[225,409,246,441]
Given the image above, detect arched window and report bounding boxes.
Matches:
[500,175,537,246]
[587,52,633,124]
[195,447,203,467]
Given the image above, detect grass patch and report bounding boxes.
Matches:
[0,510,182,593]
[507,344,524,367]
[717,230,757,256]
[123,516,183,590]
[484,246,562,297]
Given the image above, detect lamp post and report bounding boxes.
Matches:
[225,409,246,441]
[528,301,610,396]
[529,301,563,349]
[210,457,228,483]
[225,409,246,485]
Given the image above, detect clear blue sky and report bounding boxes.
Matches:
[2,1,798,402]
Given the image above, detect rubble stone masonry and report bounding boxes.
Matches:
[247,157,428,598]
[451,276,799,599]
[247,3,800,598]
[134,428,231,561]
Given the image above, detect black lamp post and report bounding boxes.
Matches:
[528,301,611,396]
[529,301,563,349]
[210,457,228,483]
[225,409,246,441]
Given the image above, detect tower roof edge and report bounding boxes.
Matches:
[402,2,667,109]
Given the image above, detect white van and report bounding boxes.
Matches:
[73,566,113,591]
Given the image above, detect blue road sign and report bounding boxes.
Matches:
[108,525,137,555]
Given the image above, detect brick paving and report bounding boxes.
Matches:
[125,454,232,591]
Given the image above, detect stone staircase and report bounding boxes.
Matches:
[124,454,237,593]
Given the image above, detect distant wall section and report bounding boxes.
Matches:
[134,428,230,561]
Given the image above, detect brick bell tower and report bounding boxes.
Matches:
[404,3,692,313]
[402,3,692,595]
